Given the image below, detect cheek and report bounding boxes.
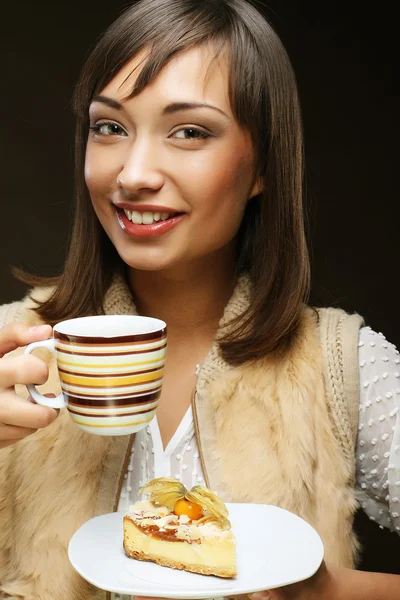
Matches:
[84,145,117,205]
[193,148,253,220]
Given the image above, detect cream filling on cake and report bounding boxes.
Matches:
[124,516,236,573]
[127,499,232,541]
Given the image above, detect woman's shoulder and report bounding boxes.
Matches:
[303,305,365,359]
[311,305,364,331]
[0,285,55,329]
[310,306,397,358]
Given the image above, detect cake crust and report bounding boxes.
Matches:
[124,543,236,578]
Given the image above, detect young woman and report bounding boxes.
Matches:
[0,1,399,599]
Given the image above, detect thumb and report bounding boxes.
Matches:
[251,590,285,600]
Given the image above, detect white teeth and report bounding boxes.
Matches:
[131,211,143,224]
[142,212,154,225]
[121,209,174,224]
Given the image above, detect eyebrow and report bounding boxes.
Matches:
[91,96,229,119]
[162,102,229,119]
[92,95,123,110]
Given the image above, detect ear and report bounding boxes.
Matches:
[249,176,263,200]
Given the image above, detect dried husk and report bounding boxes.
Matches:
[139,477,186,510]
[139,477,231,528]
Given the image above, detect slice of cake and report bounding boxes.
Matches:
[123,477,236,578]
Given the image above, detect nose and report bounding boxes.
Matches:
[117,137,164,195]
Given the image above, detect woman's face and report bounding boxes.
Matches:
[85,45,260,273]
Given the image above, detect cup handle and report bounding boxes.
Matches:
[24,338,66,409]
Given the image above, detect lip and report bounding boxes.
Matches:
[116,207,185,239]
[114,202,182,215]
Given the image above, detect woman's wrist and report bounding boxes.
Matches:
[250,563,400,599]
[328,565,400,600]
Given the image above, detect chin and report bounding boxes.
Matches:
[125,262,170,272]
[118,249,183,273]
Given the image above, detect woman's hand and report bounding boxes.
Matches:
[250,562,400,600]
[0,322,59,449]
[249,561,331,600]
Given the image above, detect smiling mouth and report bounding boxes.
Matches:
[121,208,182,225]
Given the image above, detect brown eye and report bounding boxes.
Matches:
[172,127,211,140]
[89,122,127,136]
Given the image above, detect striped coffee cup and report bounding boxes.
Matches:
[24,315,167,436]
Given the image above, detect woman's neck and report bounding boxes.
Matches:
[127,255,237,341]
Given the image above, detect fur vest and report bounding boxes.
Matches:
[0,274,363,600]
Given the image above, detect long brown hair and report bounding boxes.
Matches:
[17,0,310,365]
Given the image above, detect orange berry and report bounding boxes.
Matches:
[174,498,203,520]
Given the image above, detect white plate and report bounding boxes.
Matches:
[68,503,324,598]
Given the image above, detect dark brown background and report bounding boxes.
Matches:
[1,0,398,573]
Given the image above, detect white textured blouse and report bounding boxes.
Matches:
[112,326,400,600]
